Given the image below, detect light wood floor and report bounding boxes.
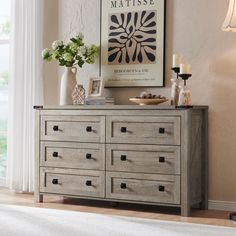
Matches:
[0,188,236,228]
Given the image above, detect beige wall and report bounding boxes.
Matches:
[43,0,59,105]
[44,0,236,202]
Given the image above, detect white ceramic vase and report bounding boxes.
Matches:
[60,67,77,105]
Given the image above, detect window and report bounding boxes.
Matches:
[0,0,11,186]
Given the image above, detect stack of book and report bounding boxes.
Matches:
[85,97,115,105]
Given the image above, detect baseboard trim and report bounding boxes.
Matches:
[209,200,236,211]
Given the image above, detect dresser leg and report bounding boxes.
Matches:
[181,205,191,217]
[200,109,208,211]
[35,194,43,203]
[200,198,208,210]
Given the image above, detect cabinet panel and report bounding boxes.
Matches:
[106,116,180,145]
[40,168,105,198]
[41,116,105,143]
[41,142,105,170]
[106,144,180,175]
[106,172,180,204]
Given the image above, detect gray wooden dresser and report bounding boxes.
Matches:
[34,105,208,216]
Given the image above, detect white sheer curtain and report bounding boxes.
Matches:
[7,0,44,192]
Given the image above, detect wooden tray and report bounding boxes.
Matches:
[129,98,169,106]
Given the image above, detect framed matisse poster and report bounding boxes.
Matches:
[100,0,166,87]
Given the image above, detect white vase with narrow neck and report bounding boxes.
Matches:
[60,67,77,105]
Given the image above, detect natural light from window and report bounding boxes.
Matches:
[0,0,10,182]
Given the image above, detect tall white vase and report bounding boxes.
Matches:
[60,67,77,105]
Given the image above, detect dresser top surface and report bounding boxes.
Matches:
[34,105,208,111]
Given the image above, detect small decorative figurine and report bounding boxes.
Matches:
[72,84,86,105]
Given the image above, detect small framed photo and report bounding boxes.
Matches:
[88,77,104,97]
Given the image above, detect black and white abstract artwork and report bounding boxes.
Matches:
[108,10,157,65]
[101,0,165,87]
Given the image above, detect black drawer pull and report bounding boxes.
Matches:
[52,179,59,185]
[86,126,92,132]
[53,126,59,131]
[52,152,58,157]
[86,153,92,159]
[120,183,127,189]
[159,157,165,163]
[159,128,165,134]
[120,127,127,133]
[120,155,127,161]
[86,180,92,186]
[159,186,165,192]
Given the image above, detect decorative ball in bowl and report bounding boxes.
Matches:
[129,92,168,106]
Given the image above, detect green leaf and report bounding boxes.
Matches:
[70,38,78,43]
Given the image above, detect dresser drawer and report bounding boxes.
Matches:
[106,172,180,204]
[40,168,105,198]
[106,144,180,175]
[106,116,180,145]
[41,116,105,143]
[40,142,105,170]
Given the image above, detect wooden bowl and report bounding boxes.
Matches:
[129,98,169,106]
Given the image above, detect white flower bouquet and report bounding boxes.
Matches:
[42,32,98,68]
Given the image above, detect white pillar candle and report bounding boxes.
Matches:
[180,64,191,74]
[172,54,182,68]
